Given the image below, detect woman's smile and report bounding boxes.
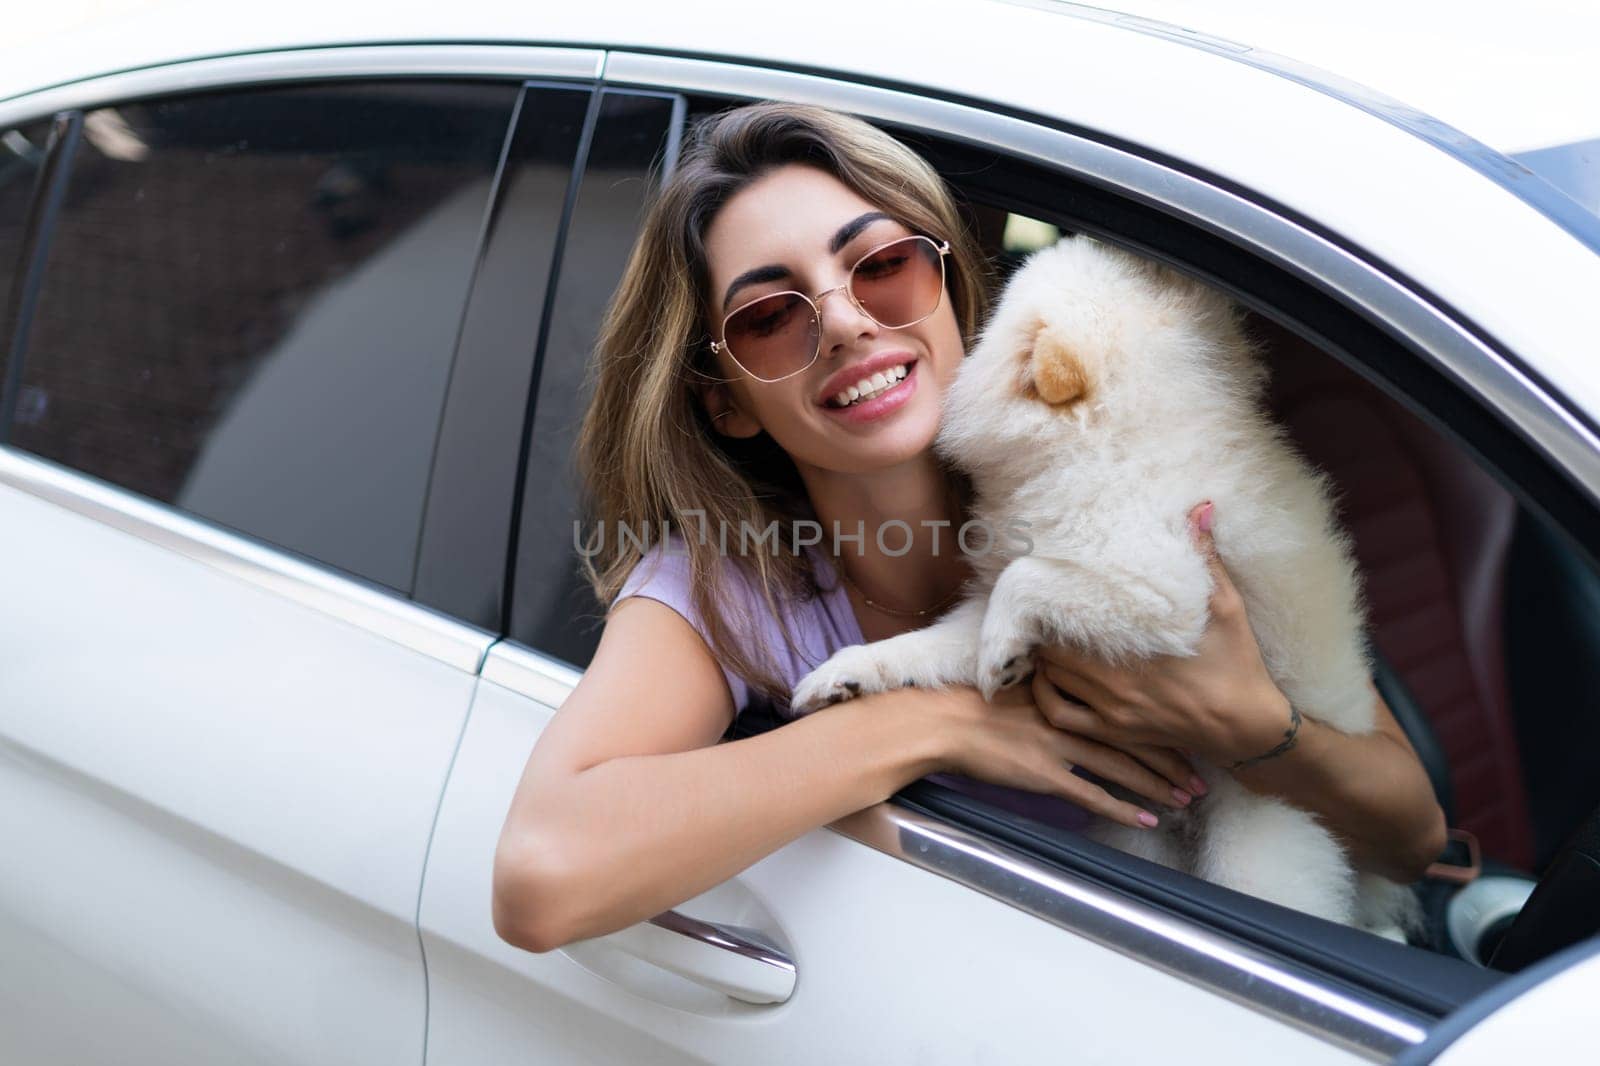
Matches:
[816,353,920,425]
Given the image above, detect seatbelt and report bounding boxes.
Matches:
[1425,828,1482,885]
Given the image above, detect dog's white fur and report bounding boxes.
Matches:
[791,235,1420,935]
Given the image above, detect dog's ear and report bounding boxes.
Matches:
[1024,320,1093,405]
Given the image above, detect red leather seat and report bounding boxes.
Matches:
[1253,314,1535,869]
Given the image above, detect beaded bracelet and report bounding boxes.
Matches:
[1228,703,1303,771]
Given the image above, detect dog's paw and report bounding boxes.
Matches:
[790,645,897,716]
[976,643,1036,702]
[976,600,1038,701]
[789,675,860,716]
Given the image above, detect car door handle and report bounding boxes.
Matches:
[602,909,797,1004]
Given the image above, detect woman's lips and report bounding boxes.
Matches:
[820,360,918,423]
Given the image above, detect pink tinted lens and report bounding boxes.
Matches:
[721,291,820,380]
[850,236,944,328]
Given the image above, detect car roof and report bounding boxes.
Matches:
[3,0,1597,157]
[1066,0,1600,155]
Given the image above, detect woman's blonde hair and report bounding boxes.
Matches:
[576,100,992,706]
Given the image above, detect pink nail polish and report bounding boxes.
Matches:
[1171,788,1192,806]
[1189,775,1208,796]
[1199,502,1214,534]
[1138,811,1159,828]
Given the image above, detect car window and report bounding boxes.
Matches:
[0,119,52,431]
[6,81,520,594]
[506,89,682,663]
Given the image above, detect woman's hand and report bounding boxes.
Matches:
[923,679,1201,830]
[1028,501,1296,769]
[1013,499,1446,881]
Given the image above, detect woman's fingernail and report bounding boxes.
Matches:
[1138,811,1159,828]
[1189,775,1208,796]
[1171,787,1192,806]
[1199,501,1215,534]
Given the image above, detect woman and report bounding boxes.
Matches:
[491,101,1446,953]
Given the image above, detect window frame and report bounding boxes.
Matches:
[497,85,688,657]
[410,78,603,631]
[0,114,64,441]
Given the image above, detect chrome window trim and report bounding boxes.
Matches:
[0,44,604,127]
[473,649,1429,1058]
[603,51,1600,510]
[0,447,494,673]
[832,803,1429,1062]
[480,640,584,706]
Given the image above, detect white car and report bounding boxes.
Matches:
[2,3,1598,1063]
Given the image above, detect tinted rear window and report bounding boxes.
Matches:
[10,82,518,593]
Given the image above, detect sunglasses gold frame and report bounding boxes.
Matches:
[708,234,952,383]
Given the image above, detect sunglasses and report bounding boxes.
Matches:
[709,233,952,383]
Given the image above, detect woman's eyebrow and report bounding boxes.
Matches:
[827,210,895,255]
[721,210,895,315]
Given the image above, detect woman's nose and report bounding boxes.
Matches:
[814,284,877,353]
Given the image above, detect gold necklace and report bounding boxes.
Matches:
[833,560,964,618]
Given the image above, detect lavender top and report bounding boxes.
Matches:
[615,532,1092,833]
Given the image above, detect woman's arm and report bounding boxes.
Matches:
[1029,502,1448,885]
[1227,681,1448,884]
[492,596,934,952]
[492,596,1178,953]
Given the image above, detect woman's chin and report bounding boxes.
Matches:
[823,416,943,472]
[771,392,944,473]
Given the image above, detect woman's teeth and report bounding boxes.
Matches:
[831,363,909,408]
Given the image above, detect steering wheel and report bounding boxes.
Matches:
[1488,797,1600,971]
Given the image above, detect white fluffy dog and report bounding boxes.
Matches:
[791,234,1419,935]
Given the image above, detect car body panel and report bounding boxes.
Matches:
[1033,0,1600,154]
[0,450,486,1064]
[1396,938,1600,1064]
[1432,953,1600,1063]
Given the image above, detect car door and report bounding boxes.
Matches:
[413,76,1404,1065]
[0,71,531,1065]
